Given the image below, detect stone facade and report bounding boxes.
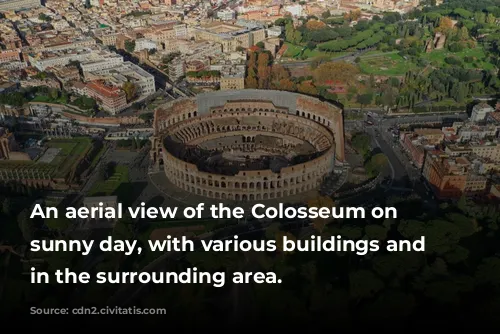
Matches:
[150,90,344,201]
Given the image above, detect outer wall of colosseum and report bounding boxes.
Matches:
[150,90,345,201]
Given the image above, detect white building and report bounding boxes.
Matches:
[86,61,156,97]
[29,49,94,71]
[217,9,235,21]
[471,102,495,122]
[168,59,185,81]
[283,4,303,17]
[174,24,188,39]
[135,38,158,51]
[80,53,124,73]
[267,26,283,37]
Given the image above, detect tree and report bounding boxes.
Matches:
[17,209,35,242]
[307,196,335,233]
[125,40,136,53]
[349,270,384,300]
[356,93,373,109]
[257,52,272,89]
[305,20,326,30]
[380,85,398,109]
[48,88,59,100]
[314,62,359,86]
[434,17,454,35]
[38,13,52,22]
[122,81,137,102]
[321,10,331,19]
[297,82,318,96]
[351,132,371,156]
[45,217,71,236]
[112,219,134,240]
[457,26,469,41]
[365,153,388,177]
[2,197,12,216]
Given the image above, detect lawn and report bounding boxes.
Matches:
[45,138,93,178]
[358,52,416,75]
[284,42,348,59]
[421,47,496,70]
[358,47,496,76]
[88,165,129,197]
[0,138,93,180]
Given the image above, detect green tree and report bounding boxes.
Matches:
[125,40,136,53]
[122,81,137,102]
[351,132,371,156]
[365,153,388,177]
[45,217,71,236]
[356,93,373,109]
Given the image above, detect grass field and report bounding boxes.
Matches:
[88,165,129,196]
[358,52,415,75]
[284,42,348,59]
[45,138,93,178]
[421,47,496,70]
[358,47,496,75]
[0,137,93,180]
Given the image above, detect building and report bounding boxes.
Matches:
[267,26,283,37]
[150,90,345,201]
[457,124,499,142]
[422,150,488,199]
[217,9,236,21]
[85,81,127,115]
[80,52,124,73]
[193,22,266,52]
[135,38,157,52]
[0,0,40,11]
[0,128,20,160]
[167,58,185,81]
[84,62,156,98]
[210,64,245,90]
[471,102,495,122]
[446,141,500,163]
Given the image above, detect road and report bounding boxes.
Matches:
[353,111,466,194]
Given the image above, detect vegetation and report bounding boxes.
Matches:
[186,70,221,78]
[89,165,129,196]
[124,40,136,53]
[2,196,500,328]
[268,2,500,111]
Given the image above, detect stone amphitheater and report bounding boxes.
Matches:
[150,90,345,202]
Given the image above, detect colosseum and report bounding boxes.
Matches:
[150,90,345,202]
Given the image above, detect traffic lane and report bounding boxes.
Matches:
[368,127,408,186]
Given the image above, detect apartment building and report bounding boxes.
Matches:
[217,9,235,21]
[457,124,499,142]
[80,52,124,73]
[210,64,245,91]
[423,150,488,199]
[29,48,94,71]
[84,61,156,98]
[85,81,127,115]
[471,102,495,122]
[193,22,266,52]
